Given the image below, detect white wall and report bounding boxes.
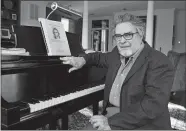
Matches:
[113,9,175,55]
[173,10,186,53]
[20,2,184,54]
[20,1,48,27]
[20,1,80,33]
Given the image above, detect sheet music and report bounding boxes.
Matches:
[38,18,71,56]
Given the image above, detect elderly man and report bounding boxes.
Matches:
[60,13,174,130]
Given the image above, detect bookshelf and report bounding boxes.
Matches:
[1,0,20,48]
[1,0,20,26]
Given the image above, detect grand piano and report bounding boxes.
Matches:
[1,25,107,130]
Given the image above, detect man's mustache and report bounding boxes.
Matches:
[118,43,131,48]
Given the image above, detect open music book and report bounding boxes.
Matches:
[38,18,71,56]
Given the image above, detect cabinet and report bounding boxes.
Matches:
[89,16,112,52]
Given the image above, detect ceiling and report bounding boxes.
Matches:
[50,1,186,16]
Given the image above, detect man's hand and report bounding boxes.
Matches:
[60,57,86,73]
[89,115,111,130]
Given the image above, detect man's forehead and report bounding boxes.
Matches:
[115,22,136,34]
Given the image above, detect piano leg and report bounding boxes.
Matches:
[61,115,68,130]
[49,108,64,130]
[93,102,99,115]
[56,118,62,129]
[50,115,68,130]
[48,108,69,130]
[49,120,57,129]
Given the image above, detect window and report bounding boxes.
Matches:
[61,18,69,32]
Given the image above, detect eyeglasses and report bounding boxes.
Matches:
[114,32,138,41]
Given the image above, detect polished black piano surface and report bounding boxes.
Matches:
[1,26,107,130]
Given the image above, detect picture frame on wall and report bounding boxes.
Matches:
[12,13,17,20]
[92,30,100,51]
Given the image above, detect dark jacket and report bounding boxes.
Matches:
[83,42,174,130]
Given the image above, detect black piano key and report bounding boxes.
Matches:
[31,99,40,104]
[32,98,42,102]
[57,90,69,96]
[33,97,46,101]
[47,96,54,100]
[21,100,33,104]
[19,101,29,107]
[43,95,53,100]
[19,102,30,116]
[22,99,38,104]
[55,94,61,97]
[50,93,60,98]
[33,95,52,102]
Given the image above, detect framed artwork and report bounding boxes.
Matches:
[12,13,17,20]
[92,30,100,51]
[91,19,109,52]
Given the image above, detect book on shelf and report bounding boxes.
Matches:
[38,18,71,56]
[1,48,29,56]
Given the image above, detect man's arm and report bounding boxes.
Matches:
[108,55,175,130]
[60,51,111,73]
[82,51,111,68]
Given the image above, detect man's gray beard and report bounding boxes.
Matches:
[119,49,133,57]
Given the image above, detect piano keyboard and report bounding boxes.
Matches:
[27,84,105,113]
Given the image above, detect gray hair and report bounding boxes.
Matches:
[113,13,146,40]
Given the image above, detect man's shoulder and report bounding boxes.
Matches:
[148,48,173,67]
[150,48,167,59]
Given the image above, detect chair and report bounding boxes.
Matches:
[167,51,186,106]
[167,51,186,130]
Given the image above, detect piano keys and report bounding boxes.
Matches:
[25,84,105,113]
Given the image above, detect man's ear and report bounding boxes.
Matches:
[136,27,145,38]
